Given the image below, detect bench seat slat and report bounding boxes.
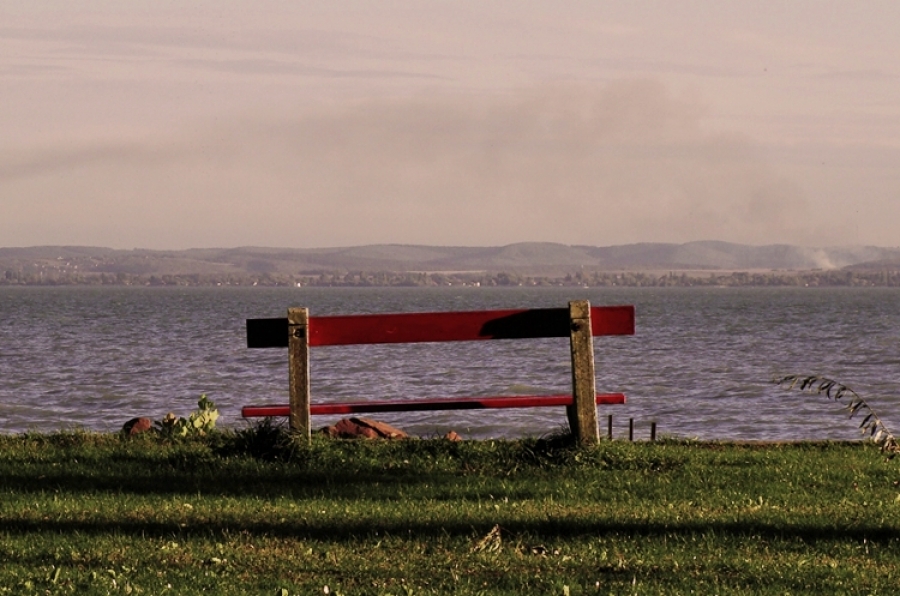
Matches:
[247,305,634,348]
[242,393,626,418]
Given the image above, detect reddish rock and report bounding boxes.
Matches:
[324,418,376,439]
[322,417,408,439]
[331,418,357,436]
[444,430,463,442]
[354,417,408,439]
[123,417,153,435]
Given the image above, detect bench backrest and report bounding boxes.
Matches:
[247,305,634,347]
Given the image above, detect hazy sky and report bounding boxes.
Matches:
[2,1,899,249]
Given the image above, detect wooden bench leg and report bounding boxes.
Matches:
[288,307,311,439]
[567,300,600,444]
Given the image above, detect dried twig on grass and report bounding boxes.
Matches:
[472,525,502,553]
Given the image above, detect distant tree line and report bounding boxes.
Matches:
[3,267,900,288]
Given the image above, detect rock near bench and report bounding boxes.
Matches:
[322,417,409,440]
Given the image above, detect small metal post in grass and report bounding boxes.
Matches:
[651,422,657,442]
[628,418,634,441]
[607,415,613,440]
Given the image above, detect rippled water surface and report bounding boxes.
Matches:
[2,286,899,440]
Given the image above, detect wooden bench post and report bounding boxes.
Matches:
[567,300,600,444]
[288,307,311,438]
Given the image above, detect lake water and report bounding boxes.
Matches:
[1,286,899,441]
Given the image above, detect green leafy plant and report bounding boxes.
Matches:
[776,375,899,457]
[155,394,219,438]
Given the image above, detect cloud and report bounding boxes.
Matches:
[175,57,447,80]
[1,80,815,249]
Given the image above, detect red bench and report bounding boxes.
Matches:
[243,300,635,443]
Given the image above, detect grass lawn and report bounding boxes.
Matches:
[1,429,899,595]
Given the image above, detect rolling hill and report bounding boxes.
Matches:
[2,241,900,281]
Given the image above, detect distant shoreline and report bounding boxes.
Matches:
[3,242,900,287]
[3,268,900,288]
